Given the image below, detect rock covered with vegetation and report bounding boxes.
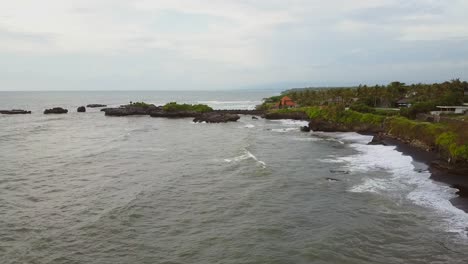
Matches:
[86,104,107,108]
[0,109,31,114]
[104,102,159,116]
[193,113,240,123]
[261,80,468,168]
[44,107,68,114]
[149,102,213,118]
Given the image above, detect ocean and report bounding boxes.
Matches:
[1,91,468,263]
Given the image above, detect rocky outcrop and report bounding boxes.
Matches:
[0,109,31,114]
[193,113,240,123]
[87,104,107,108]
[431,160,468,176]
[77,106,86,112]
[300,126,311,132]
[149,111,199,118]
[264,111,308,120]
[104,104,159,116]
[44,107,68,114]
[368,133,386,145]
[214,110,264,115]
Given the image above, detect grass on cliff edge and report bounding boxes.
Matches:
[162,102,213,113]
[269,106,468,162]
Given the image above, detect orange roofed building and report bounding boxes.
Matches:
[276,96,297,109]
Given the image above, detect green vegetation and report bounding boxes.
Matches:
[261,80,468,163]
[305,106,384,126]
[268,106,468,163]
[130,102,152,108]
[262,79,467,112]
[162,102,213,113]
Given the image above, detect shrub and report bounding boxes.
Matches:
[400,101,437,119]
[162,102,213,113]
[350,103,376,113]
[130,102,151,108]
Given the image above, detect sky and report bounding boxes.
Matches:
[1,0,468,91]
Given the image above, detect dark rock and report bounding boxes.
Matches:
[149,111,199,118]
[300,126,311,132]
[0,109,31,115]
[104,104,159,116]
[252,116,259,120]
[193,113,240,123]
[329,170,350,174]
[77,106,86,112]
[431,160,468,176]
[87,104,107,108]
[368,133,386,145]
[214,110,264,115]
[44,107,68,114]
[326,178,340,182]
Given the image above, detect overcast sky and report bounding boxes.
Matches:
[1,0,468,91]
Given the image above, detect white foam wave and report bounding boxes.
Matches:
[224,150,266,168]
[327,132,468,238]
[318,157,346,163]
[271,128,299,133]
[244,124,255,128]
[292,137,321,142]
[197,100,261,110]
[271,119,309,127]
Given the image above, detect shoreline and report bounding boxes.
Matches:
[378,135,468,213]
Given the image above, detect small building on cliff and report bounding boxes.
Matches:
[276,96,297,109]
[396,98,412,108]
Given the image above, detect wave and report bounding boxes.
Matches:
[224,150,266,168]
[244,124,255,128]
[197,100,261,110]
[328,132,468,238]
[270,119,309,127]
[271,128,299,133]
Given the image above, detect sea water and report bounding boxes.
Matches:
[1,91,468,263]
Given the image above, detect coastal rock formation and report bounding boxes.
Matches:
[104,104,159,116]
[213,110,264,115]
[368,133,386,145]
[44,107,68,114]
[193,113,240,123]
[431,160,468,176]
[149,111,199,118]
[0,109,31,115]
[300,126,311,132]
[77,106,86,112]
[264,111,308,120]
[87,104,107,108]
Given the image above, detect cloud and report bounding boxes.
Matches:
[0,0,467,90]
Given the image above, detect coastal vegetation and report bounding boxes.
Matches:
[262,80,468,164]
[162,102,213,113]
[130,101,152,108]
[282,79,467,109]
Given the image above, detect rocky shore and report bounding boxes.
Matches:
[44,107,68,114]
[378,136,468,213]
[87,104,107,108]
[0,109,31,114]
[102,103,260,123]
